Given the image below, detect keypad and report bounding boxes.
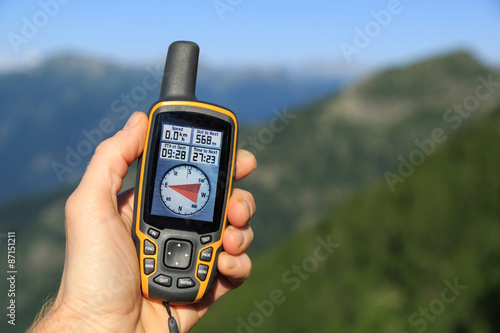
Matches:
[165,240,192,269]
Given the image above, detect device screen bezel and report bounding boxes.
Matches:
[142,110,233,234]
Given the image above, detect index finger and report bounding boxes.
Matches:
[234,149,257,181]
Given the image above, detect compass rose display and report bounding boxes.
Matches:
[160,164,211,215]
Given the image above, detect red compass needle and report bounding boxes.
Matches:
[169,183,202,203]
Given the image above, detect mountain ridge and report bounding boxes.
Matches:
[0,54,346,202]
[193,104,500,333]
[238,50,500,248]
[0,50,499,332]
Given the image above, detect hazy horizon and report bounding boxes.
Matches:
[1,1,498,73]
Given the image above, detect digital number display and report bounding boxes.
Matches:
[191,147,220,165]
[160,142,189,161]
[161,124,222,165]
[194,128,222,148]
[162,124,191,144]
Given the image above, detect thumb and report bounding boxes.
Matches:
[58,111,148,320]
[73,111,148,208]
[64,111,148,249]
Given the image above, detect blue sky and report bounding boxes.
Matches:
[0,0,499,73]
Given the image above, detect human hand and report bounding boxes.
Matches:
[31,111,256,332]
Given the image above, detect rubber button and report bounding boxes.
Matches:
[144,259,155,275]
[199,247,213,262]
[148,228,160,239]
[197,264,209,281]
[177,277,195,288]
[165,240,192,269]
[153,274,172,287]
[200,235,212,244]
[144,240,156,255]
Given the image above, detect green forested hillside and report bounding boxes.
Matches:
[239,51,500,250]
[194,106,500,332]
[0,51,498,332]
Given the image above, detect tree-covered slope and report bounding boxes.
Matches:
[240,51,500,249]
[1,51,498,332]
[194,106,500,333]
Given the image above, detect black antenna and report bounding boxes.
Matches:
[160,41,199,101]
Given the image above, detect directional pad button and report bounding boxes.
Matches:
[164,240,192,269]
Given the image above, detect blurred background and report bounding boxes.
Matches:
[1,1,500,332]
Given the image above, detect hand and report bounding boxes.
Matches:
[31,112,256,332]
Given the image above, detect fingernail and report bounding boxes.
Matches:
[123,112,141,130]
[241,150,257,168]
[241,200,252,219]
[234,230,244,248]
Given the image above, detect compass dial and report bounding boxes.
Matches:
[160,164,210,215]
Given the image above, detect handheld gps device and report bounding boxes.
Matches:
[132,41,238,304]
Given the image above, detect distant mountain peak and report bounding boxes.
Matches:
[357,50,487,99]
[33,53,125,79]
[317,50,492,127]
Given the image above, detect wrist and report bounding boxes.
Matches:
[29,299,89,332]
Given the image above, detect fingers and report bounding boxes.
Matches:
[199,252,251,308]
[213,186,255,295]
[217,252,252,287]
[227,188,255,227]
[223,225,253,255]
[234,149,257,181]
[216,184,255,289]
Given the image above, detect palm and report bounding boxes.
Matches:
[33,114,255,333]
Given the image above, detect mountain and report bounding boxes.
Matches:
[0,50,498,332]
[193,104,500,333]
[0,55,346,202]
[238,51,500,249]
